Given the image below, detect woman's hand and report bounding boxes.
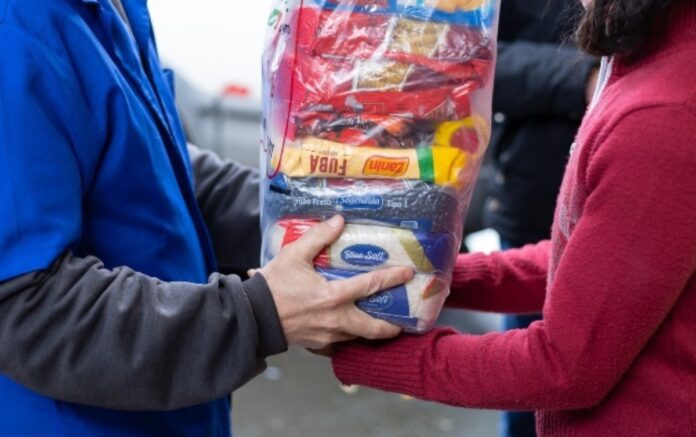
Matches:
[252,216,413,349]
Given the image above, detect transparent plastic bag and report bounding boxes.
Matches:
[261,0,500,333]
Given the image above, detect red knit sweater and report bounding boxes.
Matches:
[332,6,696,436]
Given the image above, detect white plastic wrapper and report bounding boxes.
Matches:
[261,0,500,333]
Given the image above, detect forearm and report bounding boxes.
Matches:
[188,145,262,274]
[446,241,550,314]
[333,325,599,411]
[0,252,287,411]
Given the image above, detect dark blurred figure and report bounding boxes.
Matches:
[484,1,598,436]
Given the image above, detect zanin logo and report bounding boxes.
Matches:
[336,195,384,211]
[341,245,389,267]
[363,156,409,177]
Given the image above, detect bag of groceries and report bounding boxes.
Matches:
[261,0,500,333]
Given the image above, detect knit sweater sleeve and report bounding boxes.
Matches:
[332,105,696,411]
[445,241,550,314]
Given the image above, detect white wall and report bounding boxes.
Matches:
[149,0,273,99]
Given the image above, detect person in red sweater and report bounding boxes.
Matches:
[329,0,696,435]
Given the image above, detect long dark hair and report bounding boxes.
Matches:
[576,0,678,57]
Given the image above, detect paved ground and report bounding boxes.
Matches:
[233,310,501,437]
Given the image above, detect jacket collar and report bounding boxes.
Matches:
[89,0,171,128]
[80,0,151,58]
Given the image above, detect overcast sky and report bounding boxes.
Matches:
[149,0,273,99]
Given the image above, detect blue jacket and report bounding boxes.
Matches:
[0,0,264,435]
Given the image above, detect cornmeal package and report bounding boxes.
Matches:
[261,0,500,333]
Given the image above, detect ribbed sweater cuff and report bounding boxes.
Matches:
[451,252,497,290]
[242,274,288,358]
[332,336,428,398]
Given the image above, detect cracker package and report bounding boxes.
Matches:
[261,0,500,333]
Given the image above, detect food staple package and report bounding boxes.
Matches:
[261,0,500,333]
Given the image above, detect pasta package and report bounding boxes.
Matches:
[261,0,500,333]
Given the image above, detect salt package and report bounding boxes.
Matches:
[261,0,500,333]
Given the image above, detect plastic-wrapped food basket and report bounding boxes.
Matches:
[261,0,500,333]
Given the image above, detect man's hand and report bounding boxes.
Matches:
[251,216,413,349]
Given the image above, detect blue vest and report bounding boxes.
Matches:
[0,0,230,434]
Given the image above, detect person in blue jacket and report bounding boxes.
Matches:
[0,0,412,435]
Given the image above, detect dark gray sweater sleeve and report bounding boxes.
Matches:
[188,145,262,274]
[0,252,287,411]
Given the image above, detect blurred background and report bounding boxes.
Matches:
[149,0,271,167]
[149,2,500,436]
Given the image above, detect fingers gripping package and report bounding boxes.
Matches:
[261,0,500,333]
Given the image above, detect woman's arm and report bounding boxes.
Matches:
[446,241,550,314]
[332,105,696,410]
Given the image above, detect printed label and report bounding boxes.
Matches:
[363,156,410,177]
[309,155,348,176]
[336,195,384,211]
[341,244,389,267]
[357,285,412,321]
[291,196,333,208]
[359,291,394,311]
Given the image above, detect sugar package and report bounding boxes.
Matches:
[267,219,458,273]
